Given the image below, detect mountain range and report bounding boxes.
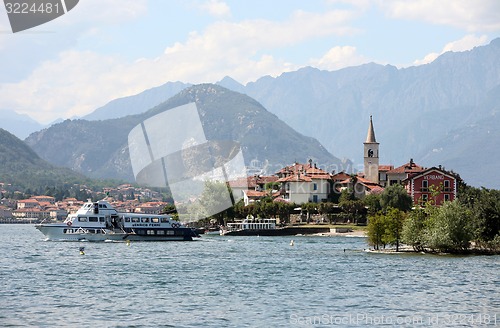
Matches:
[25,84,346,182]
[0,128,89,191]
[4,38,500,188]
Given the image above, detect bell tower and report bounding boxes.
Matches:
[363,115,379,184]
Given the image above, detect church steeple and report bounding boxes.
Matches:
[363,115,379,184]
[365,115,377,143]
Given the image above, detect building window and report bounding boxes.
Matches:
[313,195,318,203]
[444,180,450,192]
[422,180,428,191]
[444,194,450,201]
[421,194,428,204]
[313,183,317,191]
[390,180,398,185]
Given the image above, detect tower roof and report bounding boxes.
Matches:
[365,115,377,143]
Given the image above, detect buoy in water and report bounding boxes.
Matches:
[79,247,85,255]
[126,240,130,246]
[290,240,294,246]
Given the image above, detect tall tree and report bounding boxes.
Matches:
[380,184,412,212]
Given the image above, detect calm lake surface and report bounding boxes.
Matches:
[0,225,498,327]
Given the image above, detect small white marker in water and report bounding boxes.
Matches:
[290,240,294,246]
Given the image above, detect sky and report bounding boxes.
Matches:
[0,0,499,124]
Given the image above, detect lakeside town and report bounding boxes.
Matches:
[1,117,499,254]
[1,117,457,223]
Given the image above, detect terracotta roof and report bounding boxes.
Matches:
[378,165,394,172]
[387,160,424,174]
[277,174,313,183]
[368,186,385,194]
[338,176,383,190]
[228,175,278,189]
[18,199,38,203]
[331,172,351,181]
[244,190,280,200]
[402,167,457,182]
[277,161,332,181]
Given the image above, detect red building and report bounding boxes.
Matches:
[403,167,457,206]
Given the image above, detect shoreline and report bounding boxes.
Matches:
[311,230,367,238]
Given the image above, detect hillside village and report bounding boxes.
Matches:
[0,116,459,223]
[232,116,458,208]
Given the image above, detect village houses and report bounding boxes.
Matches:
[229,116,458,207]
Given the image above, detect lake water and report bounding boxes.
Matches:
[0,225,498,327]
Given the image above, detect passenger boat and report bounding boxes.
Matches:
[35,200,199,241]
[220,218,277,236]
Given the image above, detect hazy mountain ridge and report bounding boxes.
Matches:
[0,109,45,139]
[0,128,89,190]
[26,85,347,181]
[14,38,500,188]
[83,81,192,121]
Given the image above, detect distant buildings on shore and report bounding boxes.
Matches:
[0,184,170,221]
[0,117,459,221]
[232,116,458,206]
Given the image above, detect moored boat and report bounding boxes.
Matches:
[220,218,277,236]
[35,200,199,241]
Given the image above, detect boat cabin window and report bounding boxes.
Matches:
[98,204,108,209]
[151,218,159,223]
[131,217,140,222]
[78,217,88,222]
[141,218,150,223]
[124,217,131,222]
[89,217,98,222]
[99,217,105,222]
[161,218,170,223]
[157,230,165,235]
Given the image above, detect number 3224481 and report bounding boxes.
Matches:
[5,2,61,14]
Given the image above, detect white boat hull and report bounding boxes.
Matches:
[35,224,194,242]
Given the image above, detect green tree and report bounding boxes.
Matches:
[318,202,336,223]
[380,184,412,212]
[198,180,235,226]
[470,188,500,243]
[401,207,428,252]
[364,193,382,216]
[382,208,406,252]
[339,190,365,224]
[424,201,473,253]
[276,202,295,225]
[301,202,317,223]
[367,212,387,250]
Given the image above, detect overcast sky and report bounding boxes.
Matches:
[1,0,499,124]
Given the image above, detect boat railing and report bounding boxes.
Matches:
[74,227,89,234]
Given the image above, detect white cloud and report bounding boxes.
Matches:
[378,0,500,32]
[0,7,360,123]
[413,34,489,66]
[198,0,231,18]
[312,45,369,71]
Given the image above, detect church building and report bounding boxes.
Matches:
[362,116,457,206]
[363,116,379,184]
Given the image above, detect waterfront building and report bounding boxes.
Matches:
[403,166,457,206]
[276,159,333,203]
